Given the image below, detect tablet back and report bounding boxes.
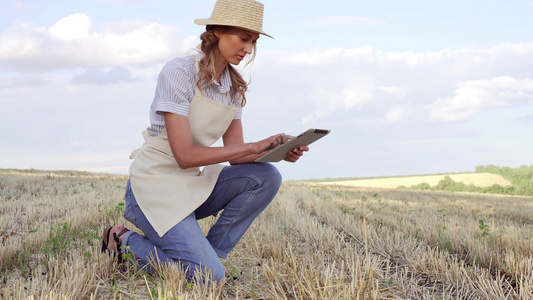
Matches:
[255,128,330,162]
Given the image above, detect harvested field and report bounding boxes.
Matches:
[1,169,533,299]
[314,172,513,189]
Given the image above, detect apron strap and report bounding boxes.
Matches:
[226,91,233,107]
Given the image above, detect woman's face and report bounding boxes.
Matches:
[214,27,259,66]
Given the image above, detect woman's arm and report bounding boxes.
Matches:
[223,119,266,165]
[223,119,310,165]
[165,113,288,169]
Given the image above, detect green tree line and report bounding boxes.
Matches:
[407,165,533,196]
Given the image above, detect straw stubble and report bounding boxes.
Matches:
[1,170,533,299]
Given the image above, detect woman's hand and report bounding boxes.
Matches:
[253,133,289,153]
[284,145,309,163]
[254,134,309,163]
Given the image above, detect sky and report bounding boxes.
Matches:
[1,0,532,180]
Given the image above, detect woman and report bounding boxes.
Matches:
[101,0,308,282]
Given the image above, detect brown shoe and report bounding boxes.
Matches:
[101,225,130,256]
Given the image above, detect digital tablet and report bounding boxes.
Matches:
[255,128,330,163]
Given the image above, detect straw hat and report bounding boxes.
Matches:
[194,0,273,38]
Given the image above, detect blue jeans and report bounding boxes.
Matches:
[121,163,281,282]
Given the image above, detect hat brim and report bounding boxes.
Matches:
[194,18,274,39]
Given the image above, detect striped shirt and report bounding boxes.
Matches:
[147,54,243,136]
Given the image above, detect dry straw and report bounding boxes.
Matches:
[194,0,274,38]
[2,169,533,298]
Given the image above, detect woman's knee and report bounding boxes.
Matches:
[210,262,225,282]
[183,259,225,282]
[256,163,282,190]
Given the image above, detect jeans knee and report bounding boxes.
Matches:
[212,264,225,282]
[186,261,225,283]
[258,163,282,190]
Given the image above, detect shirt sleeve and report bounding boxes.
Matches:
[153,58,195,117]
[234,107,243,119]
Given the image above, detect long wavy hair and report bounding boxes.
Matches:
[196,25,257,107]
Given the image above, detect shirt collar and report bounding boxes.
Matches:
[213,66,232,93]
[197,53,232,93]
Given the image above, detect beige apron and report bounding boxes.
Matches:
[129,75,238,237]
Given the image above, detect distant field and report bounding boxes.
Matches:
[311,172,513,189]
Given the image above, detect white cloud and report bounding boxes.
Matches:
[300,84,413,124]
[257,42,533,125]
[2,24,533,177]
[48,13,92,39]
[378,85,408,99]
[303,16,386,26]
[71,66,137,85]
[275,46,376,66]
[302,85,374,124]
[425,76,533,121]
[386,106,410,122]
[0,13,197,72]
[276,43,533,70]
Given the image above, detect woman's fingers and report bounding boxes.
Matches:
[258,133,310,156]
[284,146,309,163]
[276,133,288,144]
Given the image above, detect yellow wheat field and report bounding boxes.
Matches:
[1,169,533,299]
[313,172,513,189]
